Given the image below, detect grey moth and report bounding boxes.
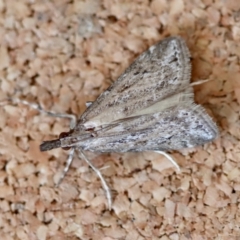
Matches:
[40,36,218,154]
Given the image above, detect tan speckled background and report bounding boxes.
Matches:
[0,0,239,239]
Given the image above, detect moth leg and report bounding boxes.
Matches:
[2,98,77,129]
[2,97,78,184]
[155,151,181,172]
[190,79,209,86]
[55,148,75,187]
[78,150,112,210]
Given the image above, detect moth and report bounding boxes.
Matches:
[31,36,217,209]
[40,36,218,154]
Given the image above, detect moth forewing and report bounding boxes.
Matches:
[58,104,217,153]
[78,36,192,128]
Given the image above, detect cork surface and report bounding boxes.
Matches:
[0,0,240,239]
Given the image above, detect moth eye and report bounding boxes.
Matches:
[59,131,70,139]
[59,131,72,151]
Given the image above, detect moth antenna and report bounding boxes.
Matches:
[40,139,61,151]
[78,150,112,210]
[2,97,77,129]
[155,151,181,172]
[56,148,75,186]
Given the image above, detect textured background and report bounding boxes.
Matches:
[0,0,239,239]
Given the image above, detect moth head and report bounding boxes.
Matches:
[39,130,73,152]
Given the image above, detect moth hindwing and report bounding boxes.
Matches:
[40,36,218,153]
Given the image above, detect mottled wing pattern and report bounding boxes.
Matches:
[78,36,192,129]
[63,102,217,152]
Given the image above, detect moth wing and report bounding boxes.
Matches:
[78,36,192,129]
[72,102,218,152]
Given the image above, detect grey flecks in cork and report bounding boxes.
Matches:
[38,36,218,208]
